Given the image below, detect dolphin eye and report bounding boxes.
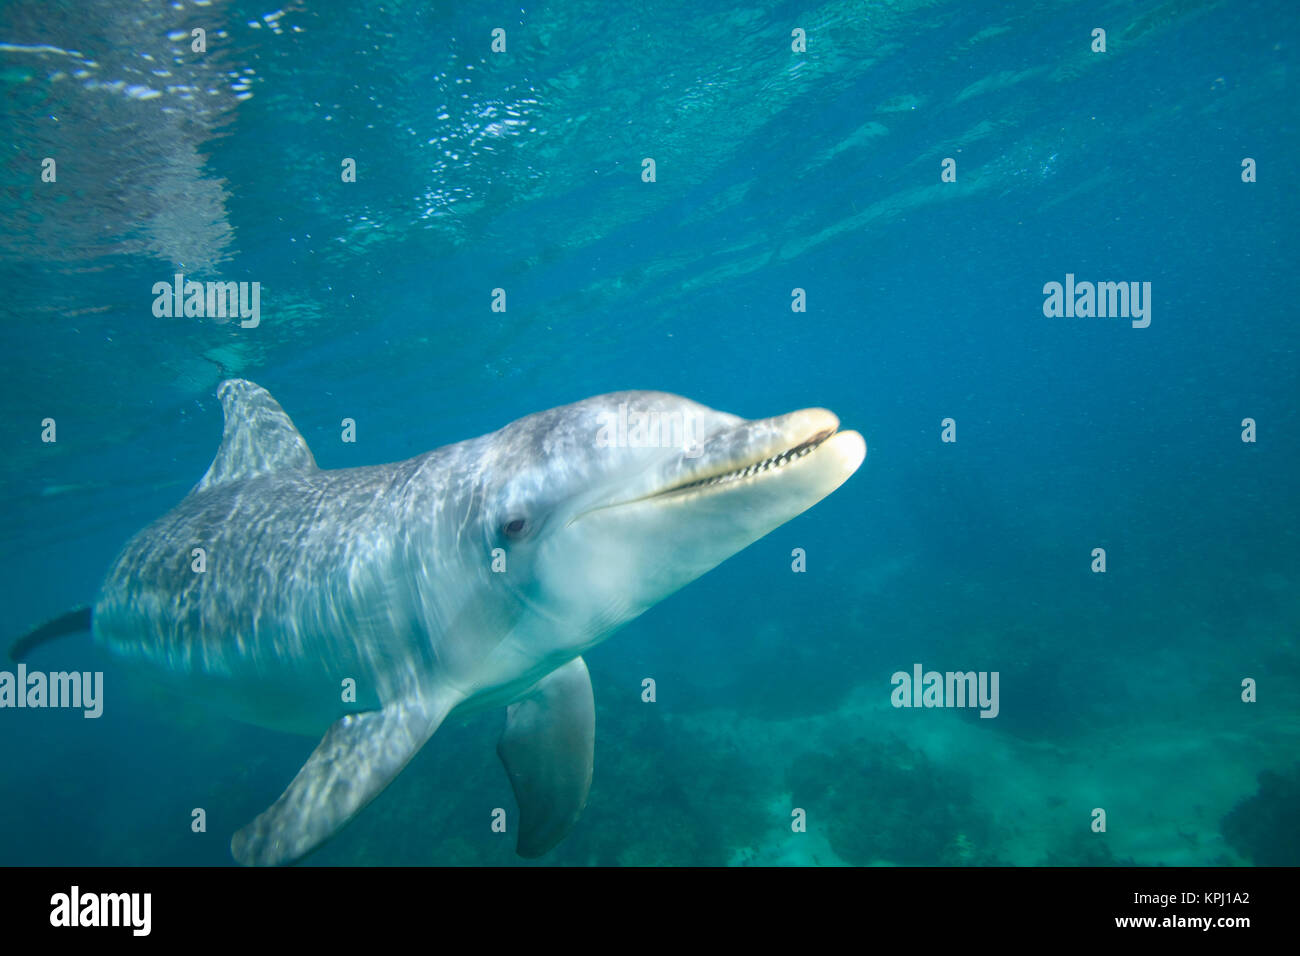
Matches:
[502,516,530,540]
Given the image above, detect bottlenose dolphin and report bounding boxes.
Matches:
[20,380,865,864]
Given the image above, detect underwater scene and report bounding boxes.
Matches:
[0,0,1297,868]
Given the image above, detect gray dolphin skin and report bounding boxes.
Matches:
[90,380,866,865]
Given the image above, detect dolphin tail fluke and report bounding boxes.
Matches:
[497,656,595,858]
[231,695,454,866]
[8,605,92,661]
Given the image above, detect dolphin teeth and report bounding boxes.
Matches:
[656,430,834,497]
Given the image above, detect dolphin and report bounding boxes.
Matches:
[19,380,865,864]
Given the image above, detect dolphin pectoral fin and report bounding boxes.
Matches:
[497,656,596,858]
[231,696,450,866]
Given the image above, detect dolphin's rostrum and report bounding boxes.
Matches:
[85,380,865,864]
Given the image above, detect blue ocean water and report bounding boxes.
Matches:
[0,0,1297,866]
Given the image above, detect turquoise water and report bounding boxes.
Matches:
[1,0,1297,866]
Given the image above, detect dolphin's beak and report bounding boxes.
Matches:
[646,408,863,502]
[581,408,866,519]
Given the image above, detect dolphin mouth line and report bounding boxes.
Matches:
[646,427,837,500]
[569,421,843,524]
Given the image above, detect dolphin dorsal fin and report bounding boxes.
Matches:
[195,379,317,492]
